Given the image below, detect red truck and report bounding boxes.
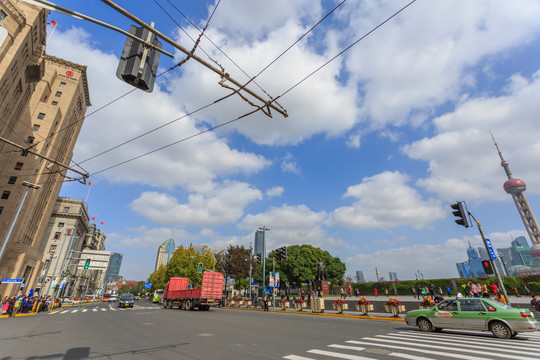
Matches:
[162,271,224,311]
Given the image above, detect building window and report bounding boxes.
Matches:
[37,113,45,119]
[8,176,17,184]
[58,222,64,228]
[27,136,35,144]
[55,91,62,98]
[0,206,3,215]
[1,191,10,200]
[59,82,66,88]
[14,162,23,170]
[51,101,58,106]
[0,10,7,24]
[64,207,70,212]
[53,232,61,240]
[50,245,57,252]
[33,124,40,131]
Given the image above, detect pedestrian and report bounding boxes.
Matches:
[496,291,507,305]
[7,296,16,317]
[348,286,353,298]
[317,287,322,298]
[385,288,389,296]
[374,288,378,297]
[416,284,422,300]
[429,284,436,299]
[340,288,344,298]
[513,287,521,297]
[524,286,530,297]
[264,294,269,311]
[2,297,9,315]
[411,286,416,298]
[531,295,538,310]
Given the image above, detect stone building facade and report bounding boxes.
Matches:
[0,1,91,297]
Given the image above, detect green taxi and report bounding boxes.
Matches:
[405,297,538,338]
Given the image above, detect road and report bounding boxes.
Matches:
[1,300,539,360]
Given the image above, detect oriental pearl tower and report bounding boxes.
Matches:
[492,134,540,259]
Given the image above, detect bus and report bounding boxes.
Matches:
[153,289,164,304]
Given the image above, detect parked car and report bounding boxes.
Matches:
[109,295,119,302]
[118,293,134,308]
[405,297,538,338]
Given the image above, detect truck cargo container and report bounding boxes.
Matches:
[162,271,224,311]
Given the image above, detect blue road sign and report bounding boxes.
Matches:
[485,238,497,260]
[250,282,259,286]
[2,278,23,283]
[145,282,151,289]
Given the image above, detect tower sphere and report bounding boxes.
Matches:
[503,178,526,194]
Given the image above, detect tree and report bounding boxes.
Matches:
[165,244,216,287]
[279,244,346,289]
[219,245,252,290]
[147,264,167,292]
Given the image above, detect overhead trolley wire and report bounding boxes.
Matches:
[89,0,417,176]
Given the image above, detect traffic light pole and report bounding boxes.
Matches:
[468,212,510,305]
[272,257,276,308]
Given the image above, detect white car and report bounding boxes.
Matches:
[109,295,119,302]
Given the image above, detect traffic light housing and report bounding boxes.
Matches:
[450,202,470,227]
[276,246,287,261]
[84,258,91,270]
[198,263,203,273]
[116,25,162,93]
[255,253,262,264]
[481,260,493,275]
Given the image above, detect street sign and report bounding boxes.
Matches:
[145,282,151,289]
[1,278,23,283]
[250,282,259,286]
[485,238,497,260]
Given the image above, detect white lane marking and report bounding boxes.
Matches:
[307,349,376,359]
[283,356,316,360]
[101,308,107,311]
[92,309,97,312]
[389,353,435,360]
[60,310,69,314]
[394,332,540,351]
[71,310,78,313]
[346,340,491,360]
[82,309,87,313]
[49,311,60,315]
[110,308,117,311]
[367,336,537,360]
[327,344,365,351]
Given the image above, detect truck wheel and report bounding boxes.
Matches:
[163,301,167,309]
[186,300,191,311]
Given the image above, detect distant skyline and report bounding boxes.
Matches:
[36,0,540,281]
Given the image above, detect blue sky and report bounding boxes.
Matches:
[39,0,540,281]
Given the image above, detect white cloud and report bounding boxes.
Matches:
[328,171,446,230]
[403,69,540,201]
[130,181,262,227]
[266,186,284,198]
[281,153,301,175]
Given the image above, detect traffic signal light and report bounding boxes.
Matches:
[276,246,287,261]
[116,25,162,92]
[450,202,470,227]
[255,253,262,264]
[481,260,493,275]
[198,263,203,273]
[84,259,91,270]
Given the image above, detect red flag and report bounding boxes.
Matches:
[88,181,92,186]
[100,222,104,225]
[91,217,95,220]
[50,20,57,27]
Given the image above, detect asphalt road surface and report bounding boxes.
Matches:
[1,300,539,360]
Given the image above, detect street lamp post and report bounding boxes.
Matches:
[0,181,41,264]
[258,226,269,301]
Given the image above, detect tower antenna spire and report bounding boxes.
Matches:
[490,130,512,179]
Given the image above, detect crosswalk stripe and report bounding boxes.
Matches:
[346,340,491,360]
[364,337,537,360]
[307,349,375,359]
[49,311,59,315]
[71,310,78,313]
[328,344,366,351]
[110,308,117,311]
[388,353,435,360]
[393,332,540,351]
[283,355,315,360]
[101,308,106,311]
[92,309,97,312]
[60,310,69,314]
[82,309,87,312]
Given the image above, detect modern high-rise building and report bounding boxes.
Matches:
[456,242,489,278]
[497,236,540,275]
[154,238,176,271]
[493,136,540,259]
[0,1,90,297]
[388,272,398,281]
[355,270,365,283]
[104,253,123,283]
